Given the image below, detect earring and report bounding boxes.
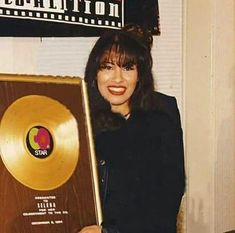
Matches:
[92,80,96,88]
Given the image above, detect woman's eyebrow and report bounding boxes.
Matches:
[121,61,136,66]
[124,60,135,64]
[100,60,115,65]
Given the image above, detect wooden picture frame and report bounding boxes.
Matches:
[0,74,102,233]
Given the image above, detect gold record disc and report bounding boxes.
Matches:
[0,95,79,191]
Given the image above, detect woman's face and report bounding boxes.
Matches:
[97,53,138,114]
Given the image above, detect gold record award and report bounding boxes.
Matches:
[0,95,79,191]
[0,74,102,233]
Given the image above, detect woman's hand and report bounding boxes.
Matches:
[79,225,102,233]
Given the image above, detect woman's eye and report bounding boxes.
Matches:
[122,64,135,71]
[100,63,113,70]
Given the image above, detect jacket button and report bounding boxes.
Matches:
[99,160,106,166]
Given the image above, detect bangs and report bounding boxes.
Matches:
[98,34,141,67]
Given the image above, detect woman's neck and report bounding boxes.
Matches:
[111,104,130,118]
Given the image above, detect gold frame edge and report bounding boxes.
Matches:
[81,80,103,225]
[0,73,81,85]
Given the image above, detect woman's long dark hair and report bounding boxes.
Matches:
[85,28,156,135]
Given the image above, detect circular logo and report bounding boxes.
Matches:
[26,126,53,159]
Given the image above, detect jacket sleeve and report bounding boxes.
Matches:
[158,118,185,231]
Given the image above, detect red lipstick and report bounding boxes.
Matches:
[107,85,126,95]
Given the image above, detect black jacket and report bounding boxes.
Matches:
[97,92,185,233]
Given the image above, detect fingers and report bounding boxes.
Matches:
[79,225,102,233]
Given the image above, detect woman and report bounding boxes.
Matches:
[80,25,185,233]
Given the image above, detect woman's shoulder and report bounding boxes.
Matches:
[150,91,182,128]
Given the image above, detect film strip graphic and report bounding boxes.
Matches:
[0,0,124,29]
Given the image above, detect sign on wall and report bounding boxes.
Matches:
[0,0,160,36]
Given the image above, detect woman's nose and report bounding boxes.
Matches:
[112,66,123,82]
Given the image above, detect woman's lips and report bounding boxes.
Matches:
[108,85,126,95]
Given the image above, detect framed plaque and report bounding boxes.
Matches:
[0,74,102,233]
